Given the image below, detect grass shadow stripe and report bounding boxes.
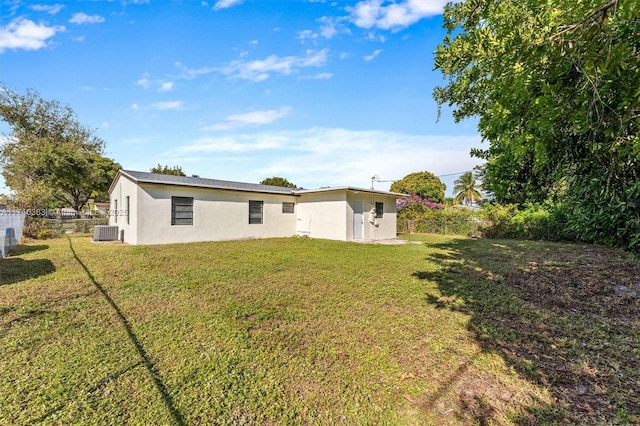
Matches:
[67,237,186,425]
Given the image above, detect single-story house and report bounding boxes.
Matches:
[108,170,404,245]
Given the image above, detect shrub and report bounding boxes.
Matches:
[478,204,518,238]
[397,195,479,235]
[23,218,63,239]
[73,218,108,233]
[479,203,574,241]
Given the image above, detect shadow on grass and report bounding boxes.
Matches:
[8,244,49,256]
[0,258,55,286]
[66,237,186,425]
[415,237,640,425]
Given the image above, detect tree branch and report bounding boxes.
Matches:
[539,0,619,44]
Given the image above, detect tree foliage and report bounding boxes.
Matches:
[390,171,446,203]
[0,86,121,212]
[434,0,640,251]
[150,164,186,176]
[453,171,485,206]
[260,176,297,188]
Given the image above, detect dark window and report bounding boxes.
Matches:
[172,196,193,225]
[126,196,130,225]
[375,202,384,218]
[114,199,118,223]
[249,200,263,224]
[282,202,295,214]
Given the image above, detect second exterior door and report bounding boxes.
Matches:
[353,201,363,240]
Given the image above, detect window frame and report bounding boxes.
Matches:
[249,200,264,224]
[282,202,295,214]
[171,196,194,226]
[375,202,384,218]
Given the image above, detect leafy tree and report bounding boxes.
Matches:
[0,86,121,213]
[390,171,446,203]
[260,176,297,188]
[453,171,484,206]
[434,0,640,251]
[150,164,186,176]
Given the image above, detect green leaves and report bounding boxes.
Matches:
[434,0,640,252]
[0,86,120,211]
[390,171,446,203]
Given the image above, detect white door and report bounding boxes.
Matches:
[353,201,363,240]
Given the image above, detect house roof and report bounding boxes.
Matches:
[110,170,405,198]
[111,170,298,195]
[294,186,406,197]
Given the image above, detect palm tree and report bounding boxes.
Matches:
[453,172,484,206]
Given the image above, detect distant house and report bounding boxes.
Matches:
[108,170,404,245]
[93,202,111,217]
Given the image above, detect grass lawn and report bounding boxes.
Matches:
[1,234,638,425]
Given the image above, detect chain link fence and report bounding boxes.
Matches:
[23,217,109,239]
[399,217,574,241]
[398,218,482,236]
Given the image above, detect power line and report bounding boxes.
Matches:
[437,171,472,178]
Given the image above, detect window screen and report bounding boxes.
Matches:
[172,196,193,225]
[249,200,263,224]
[282,202,295,214]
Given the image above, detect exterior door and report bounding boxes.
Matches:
[353,201,364,240]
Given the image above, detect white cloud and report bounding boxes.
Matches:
[162,127,484,191]
[201,107,291,131]
[174,61,216,79]
[69,13,105,25]
[151,100,184,110]
[213,0,243,10]
[296,30,318,43]
[364,49,382,61]
[30,4,64,15]
[158,81,174,92]
[168,134,289,154]
[347,0,448,31]
[317,16,348,39]
[0,18,65,53]
[299,72,333,80]
[221,49,329,82]
[131,103,139,110]
[136,73,151,89]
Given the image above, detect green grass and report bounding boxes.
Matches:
[1,234,638,424]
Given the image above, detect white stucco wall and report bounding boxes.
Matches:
[344,192,398,241]
[109,174,139,244]
[109,173,400,245]
[116,182,298,245]
[365,194,399,241]
[297,190,398,241]
[296,191,348,241]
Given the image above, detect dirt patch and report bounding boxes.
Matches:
[502,245,640,423]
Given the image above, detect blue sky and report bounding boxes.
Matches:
[0,0,482,195]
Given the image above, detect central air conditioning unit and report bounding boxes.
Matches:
[94,226,119,242]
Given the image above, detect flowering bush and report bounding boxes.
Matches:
[396,195,444,225]
[396,195,478,235]
[396,194,442,211]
